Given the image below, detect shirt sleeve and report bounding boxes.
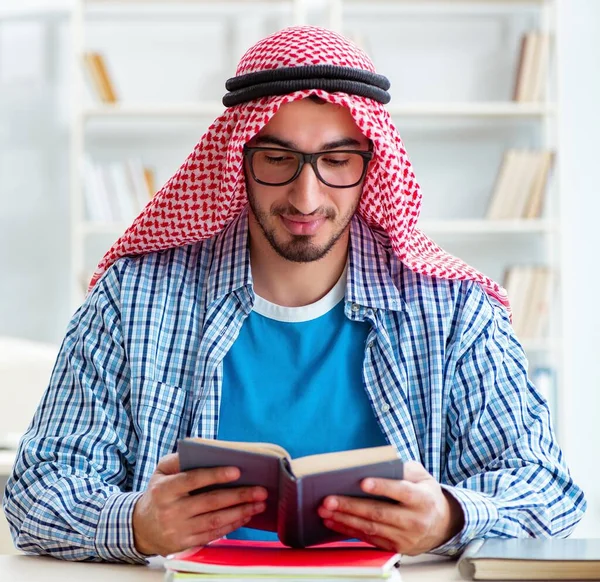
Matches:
[431,284,586,556]
[2,264,148,563]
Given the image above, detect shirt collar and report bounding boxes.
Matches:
[346,215,406,313]
[205,207,253,306]
[205,207,406,313]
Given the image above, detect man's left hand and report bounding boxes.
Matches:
[318,461,464,555]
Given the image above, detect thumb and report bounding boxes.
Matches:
[156,453,180,475]
[403,460,433,483]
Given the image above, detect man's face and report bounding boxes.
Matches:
[244,98,371,263]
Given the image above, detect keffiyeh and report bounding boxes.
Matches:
[89,25,509,312]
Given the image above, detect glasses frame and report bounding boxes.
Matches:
[243,145,374,188]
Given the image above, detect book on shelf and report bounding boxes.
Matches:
[164,539,401,582]
[513,31,551,103]
[83,52,118,104]
[82,156,155,223]
[457,538,600,580]
[502,265,552,340]
[178,438,403,549]
[485,149,554,220]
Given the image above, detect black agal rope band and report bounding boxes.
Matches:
[223,65,391,107]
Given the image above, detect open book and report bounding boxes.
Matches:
[178,438,403,548]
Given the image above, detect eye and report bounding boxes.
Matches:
[265,154,294,164]
[321,155,351,167]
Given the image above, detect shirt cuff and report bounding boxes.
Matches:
[429,485,499,557]
[94,491,149,564]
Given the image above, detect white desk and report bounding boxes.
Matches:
[0,554,462,582]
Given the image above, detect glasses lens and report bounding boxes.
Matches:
[316,152,366,187]
[251,149,300,185]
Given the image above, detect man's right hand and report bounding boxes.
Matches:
[132,453,268,556]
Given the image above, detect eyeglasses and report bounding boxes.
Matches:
[243,145,374,188]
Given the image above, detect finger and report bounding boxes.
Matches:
[322,510,403,546]
[401,460,431,483]
[156,453,180,475]
[321,519,396,552]
[185,501,267,542]
[159,466,242,501]
[181,485,268,518]
[321,495,406,527]
[360,477,425,507]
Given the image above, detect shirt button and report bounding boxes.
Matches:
[448,548,457,556]
[380,403,390,413]
[351,303,360,312]
[367,340,374,349]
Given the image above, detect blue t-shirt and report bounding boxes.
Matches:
[219,267,388,540]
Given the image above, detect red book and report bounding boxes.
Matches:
[165,539,400,578]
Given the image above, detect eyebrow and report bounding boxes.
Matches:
[253,134,364,151]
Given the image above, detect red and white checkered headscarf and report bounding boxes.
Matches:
[89,25,509,312]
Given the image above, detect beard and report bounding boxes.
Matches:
[246,183,358,263]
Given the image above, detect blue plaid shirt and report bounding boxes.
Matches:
[3,208,586,563]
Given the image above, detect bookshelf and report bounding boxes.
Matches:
[68,0,308,298]
[327,0,565,435]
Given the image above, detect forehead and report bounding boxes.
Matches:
[254,98,367,146]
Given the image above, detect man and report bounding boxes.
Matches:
[3,26,585,563]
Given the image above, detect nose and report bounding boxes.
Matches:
[287,161,325,215]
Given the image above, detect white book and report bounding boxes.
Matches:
[531,267,552,339]
[512,151,542,219]
[125,157,152,212]
[516,32,540,102]
[524,150,553,219]
[497,150,528,220]
[486,150,518,220]
[108,162,138,222]
[530,33,551,102]
[81,156,106,222]
[97,165,120,223]
[505,265,535,338]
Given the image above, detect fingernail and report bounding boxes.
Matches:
[325,497,338,510]
[363,479,375,491]
[225,467,239,479]
[253,488,268,501]
[253,502,266,513]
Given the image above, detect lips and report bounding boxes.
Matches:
[280,215,327,236]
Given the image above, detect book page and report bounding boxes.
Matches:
[188,437,290,460]
[291,445,399,478]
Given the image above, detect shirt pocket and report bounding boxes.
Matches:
[130,376,189,489]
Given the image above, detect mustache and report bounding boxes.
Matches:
[271,205,336,220]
